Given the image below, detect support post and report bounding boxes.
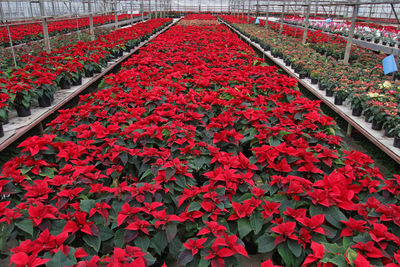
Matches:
[347,123,352,136]
[141,0,144,20]
[29,1,34,17]
[265,0,269,28]
[5,21,17,68]
[256,0,259,17]
[155,0,158,18]
[130,0,134,25]
[302,0,311,44]
[343,3,359,64]
[39,0,51,53]
[247,0,251,22]
[390,4,400,29]
[242,0,245,18]
[279,1,285,33]
[52,0,55,15]
[88,0,94,41]
[114,0,118,29]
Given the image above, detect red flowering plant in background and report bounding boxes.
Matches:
[1,18,172,115]
[0,14,399,267]
[0,13,139,47]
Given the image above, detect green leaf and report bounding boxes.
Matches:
[98,225,114,241]
[119,152,129,166]
[114,229,125,248]
[199,258,210,267]
[15,219,33,236]
[187,202,201,213]
[166,223,177,242]
[83,235,101,252]
[324,206,347,229]
[135,235,150,250]
[268,136,281,146]
[329,255,348,266]
[151,231,168,256]
[50,220,66,236]
[140,169,152,181]
[46,250,77,267]
[249,211,264,234]
[80,200,95,214]
[256,233,275,253]
[40,167,55,178]
[237,218,252,238]
[323,243,345,254]
[169,237,183,256]
[277,243,296,267]
[287,239,302,257]
[177,250,194,266]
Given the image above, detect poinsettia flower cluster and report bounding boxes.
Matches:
[0,14,399,266]
[1,18,171,114]
[0,13,140,47]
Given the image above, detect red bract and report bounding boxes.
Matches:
[63,211,98,236]
[184,238,207,255]
[271,221,299,245]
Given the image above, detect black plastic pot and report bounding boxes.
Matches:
[318,83,326,91]
[311,78,318,84]
[0,122,3,138]
[38,95,52,107]
[15,104,31,117]
[60,78,71,89]
[374,39,380,44]
[326,88,334,97]
[299,73,306,79]
[384,127,395,138]
[394,137,400,148]
[334,96,343,105]
[72,75,82,86]
[85,69,94,78]
[382,41,387,46]
[371,119,383,130]
[352,107,362,117]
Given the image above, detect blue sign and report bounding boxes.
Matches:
[325,18,331,24]
[382,54,398,75]
[255,18,260,25]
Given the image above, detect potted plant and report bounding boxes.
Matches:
[369,104,387,131]
[383,115,400,138]
[392,127,400,148]
[31,71,57,107]
[0,92,10,137]
[349,92,367,117]
[11,82,34,117]
[83,60,102,77]
[333,87,349,105]
[36,83,57,107]
[58,71,73,89]
[310,70,321,85]
[71,71,83,86]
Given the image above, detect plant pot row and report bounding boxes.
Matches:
[9,31,155,119]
